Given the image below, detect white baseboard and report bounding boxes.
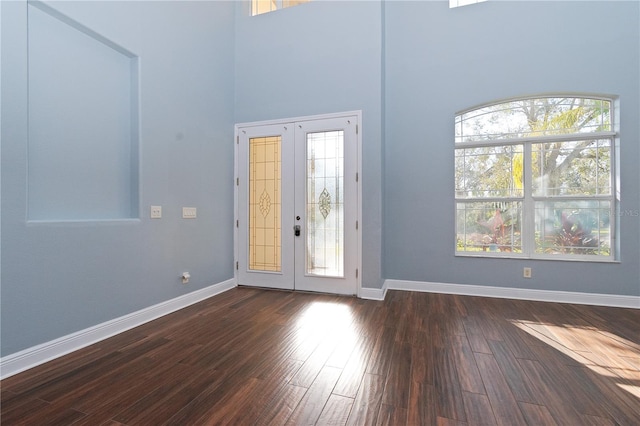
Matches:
[359,284,388,301]
[0,278,237,380]
[385,279,640,309]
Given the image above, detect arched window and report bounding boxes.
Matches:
[455,96,616,260]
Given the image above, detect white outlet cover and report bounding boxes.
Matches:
[150,205,162,219]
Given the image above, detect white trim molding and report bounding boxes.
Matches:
[0,279,237,380]
[385,279,640,309]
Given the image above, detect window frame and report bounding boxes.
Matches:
[454,95,617,262]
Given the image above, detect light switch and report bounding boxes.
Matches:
[182,207,197,219]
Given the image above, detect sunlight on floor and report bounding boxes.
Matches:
[511,319,640,399]
[294,301,361,367]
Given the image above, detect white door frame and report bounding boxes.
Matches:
[234,110,362,296]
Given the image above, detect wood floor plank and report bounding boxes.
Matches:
[574,365,640,425]
[406,381,437,426]
[285,366,343,425]
[462,391,497,426]
[290,332,341,388]
[520,341,614,419]
[375,404,407,426]
[2,288,638,425]
[492,320,538,360]
[427,317,449,349]
[258,356,304,385]
[255,384,308,426]
[436,416,468,426]
[518,402,558,425]
[110,363,221,425]
[69,342,168,408]
[332,333,376,398]
[230,360,304,424]
[580,413,617,426]
[69,363,216,425]
[461,317,492,354]
[566,304,640,347]
[316,394,354,426]
[433,347,467,422]
[381,342,412,408]
[517,358,587,424]
[465,332,493,355]
[473,352,528,426]
[15,350,135,403]
[487,340,539,404]
[325,328,361,369]
[345,373,385,426]
[410,343,435,385]
[1,399,86,426]
[516,323,591,367]
[68,356,159,412]
[365,325,397,376]
[195,377,263,424]
[0,345,107,395]
[449,335,485,394]
[0,390,50,425]
[162,371,242,425]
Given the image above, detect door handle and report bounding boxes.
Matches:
[294,225,301,236]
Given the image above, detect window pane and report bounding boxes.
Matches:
[249,136,281,272]
[455,145,524,198]
[450,0,487,8]
[252,0,310,16]
[534,200,611,256]
[283,0,309,7]
[456,97,611,143]
[252,0,277,16]
[532,140,611,196]
[456,202,522,253]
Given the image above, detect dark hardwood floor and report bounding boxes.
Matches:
[1,287,639,425]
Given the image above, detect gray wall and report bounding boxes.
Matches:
[1,0,638,358]
[384,1,640,295]
[1,0,236,356]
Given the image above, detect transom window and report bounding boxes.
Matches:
[252,0,310,16]
[455,96,616,261]
[450,0,487,8]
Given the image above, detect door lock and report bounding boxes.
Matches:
[294,225,301,236]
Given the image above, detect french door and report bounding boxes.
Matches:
[235,113,360,295]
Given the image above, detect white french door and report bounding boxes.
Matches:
[235,112,360,295]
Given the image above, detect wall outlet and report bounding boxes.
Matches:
[181,272,190,284]
[150,205,162,219]
[523,267,532,278]
[182,207,197,219]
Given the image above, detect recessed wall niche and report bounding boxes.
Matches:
[27,1,139,221]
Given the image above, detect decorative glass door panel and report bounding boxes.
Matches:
[237,113,358,295]
[249,136,281,272]
[306,131,344,277]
